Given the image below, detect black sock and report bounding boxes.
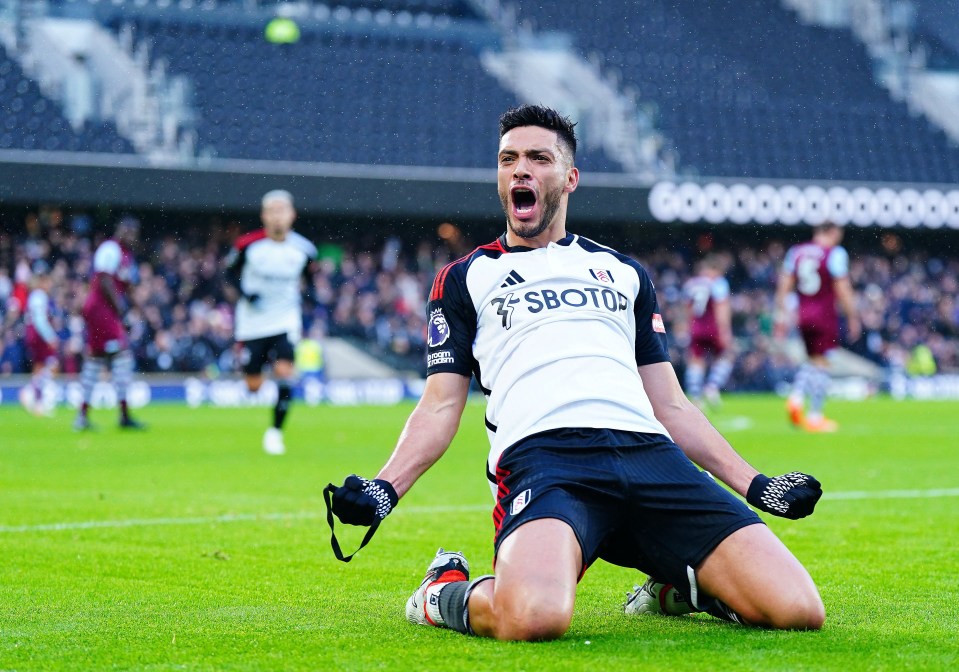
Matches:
[437,581,470,634]
[274,382,292,429]
[706,600,746,625]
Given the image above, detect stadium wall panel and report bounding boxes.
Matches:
[4,151,955,227]
[0,151,655,223]
[9,373,959,407]
[0,375,427,408]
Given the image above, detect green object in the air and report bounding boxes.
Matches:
[265,17,300,44]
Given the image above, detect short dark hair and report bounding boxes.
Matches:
[499,104,577,159]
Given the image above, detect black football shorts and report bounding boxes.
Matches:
[238,333,295,375]
[491,427,763,602]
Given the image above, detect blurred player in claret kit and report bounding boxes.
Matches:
[21,263,59,416]
[73,217,146,431]
[329,104,825,641]
[775,222,861,433]
[224,190,317,455]
[682,254,735,410]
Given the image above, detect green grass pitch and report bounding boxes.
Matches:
[1,396,958,671]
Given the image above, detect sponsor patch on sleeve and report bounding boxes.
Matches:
[652,313,666,333]
[428,350,455,367]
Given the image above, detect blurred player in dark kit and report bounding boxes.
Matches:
[682,254,735,410]
[73,217,145,431]
[21,263,59,416]
[775,222,861,432]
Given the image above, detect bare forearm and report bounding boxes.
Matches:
[640,362,758,496]
[773,273,793,316]
[376,393,464,497]
[836,282,857,320]
[715,300,733,346]
[659,400,758,496]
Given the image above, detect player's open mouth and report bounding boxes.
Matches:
[511,186,537,219]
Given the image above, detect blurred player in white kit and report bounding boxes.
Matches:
[225,190,317,455]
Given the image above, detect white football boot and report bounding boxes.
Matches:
[262,427,285,455]
[624,578,698,617]
[406,548,470,626]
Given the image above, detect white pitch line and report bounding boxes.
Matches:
[1,489,957,534]
[0,511,310,533]
[824,487,959,501]
[0,504,489,534]
[713,416,754,431]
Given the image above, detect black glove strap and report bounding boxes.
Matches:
[323,483,381,563]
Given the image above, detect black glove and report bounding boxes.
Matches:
[242,292,261,306]
[331,475,398,526]
[747,472,822,520]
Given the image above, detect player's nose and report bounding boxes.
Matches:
[512,157,532,178]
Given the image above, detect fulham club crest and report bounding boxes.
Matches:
[589,268,614,283]
[510,489,532,515]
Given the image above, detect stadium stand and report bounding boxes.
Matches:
[2,3,958,398]
[511,0,959,182]
[48,0,482,20]
[6,1,611,170]
[912,0,959,68]
[132,18,509,166]
[119,6,622,170]
[0,44,134,153]
[3,0,955,180]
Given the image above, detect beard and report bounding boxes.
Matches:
[501,185,563,240]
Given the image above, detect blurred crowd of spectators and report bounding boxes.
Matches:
[2,207,958,390]
[0,207,449,379]
[644,241,959,390]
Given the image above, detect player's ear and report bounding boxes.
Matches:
[564,166,579,194]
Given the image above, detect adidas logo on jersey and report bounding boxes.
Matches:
[500,270,526,288]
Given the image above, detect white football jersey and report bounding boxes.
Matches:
[226,230,317,342]
[426,233,672,485]
[27,288,57,343]
[93,240,123,274]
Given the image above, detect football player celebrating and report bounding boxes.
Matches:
[225,190,317,455]
[331,105,824,640]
